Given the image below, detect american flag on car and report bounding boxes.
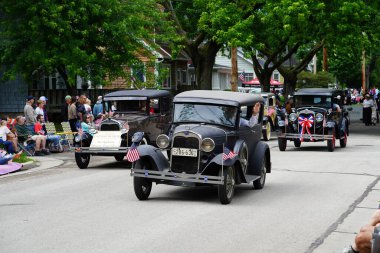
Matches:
[126,143,140,162]
[223,147,237,160]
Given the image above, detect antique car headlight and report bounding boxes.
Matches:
[156,134,169,149]
[316,113,324,122]
[289,113,297,122]
[201,138,215,152]
[74,134,82,142]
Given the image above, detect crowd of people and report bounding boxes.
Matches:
[0,93,105,157]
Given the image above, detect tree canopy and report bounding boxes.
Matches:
[0,0,177,90]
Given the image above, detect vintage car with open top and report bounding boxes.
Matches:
[130,90,271,204]
[74,89,172,169]
[277,88,351,152]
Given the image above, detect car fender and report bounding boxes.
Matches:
[248,141,271,175]
[136,145,169,171]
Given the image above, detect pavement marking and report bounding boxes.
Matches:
[272,167,378,177]
[306,176,380,253]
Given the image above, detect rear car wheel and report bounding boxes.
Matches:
[294,139,301,148]
[278,138,287,151]
[218,166,235,205]
[262,122,271,141]
[114,154,124,162]
[133,177,152,200]
[75,153,90,169]
[339,130,347,148]
[327,129,336,152]
[253,156,267,189]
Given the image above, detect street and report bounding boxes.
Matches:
[1,119,379,253]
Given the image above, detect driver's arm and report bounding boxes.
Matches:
[248,103,261,127]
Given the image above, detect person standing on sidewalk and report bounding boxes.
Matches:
[35,100,44,118]
[362,94,374,126]
[39,96,49,122]
[68,96,78,132]
[24,96,37,133]
[61,95,71,122]
[93,96,103,117]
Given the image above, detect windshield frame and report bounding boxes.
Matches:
[173,102,238,128]
[294,95,333,109]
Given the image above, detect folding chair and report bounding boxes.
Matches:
[44,122,64,153]
[55,122,77,150]
[17,138,36,156]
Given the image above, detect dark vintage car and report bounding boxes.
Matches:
[259,92,278,141]
[277,88,351,152]
[130,90,271,204]
[74,89,172,169]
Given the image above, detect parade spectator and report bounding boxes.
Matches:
[15,116,48,156]
[76,95,87,122]
[342,209,380,253]
[24,96,37,133]
[68,97,78,132]
[39,96,49,122]
[35,100,44,117]
[61,95,71,122]
[362,94,374,126]
[81,114,95,136]
[35,115,60,151]
[0,120,17,154]
[93,96,103,117]
[240,102,261,127]
[6,115,17,131]
[84,98,93,123]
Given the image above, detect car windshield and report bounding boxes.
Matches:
[174,103,237,127]
[294,95,332,108]
[105,99,147,114]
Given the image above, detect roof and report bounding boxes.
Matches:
[174,90,264,107]
[295,88,338,96]
[104,89,171,101]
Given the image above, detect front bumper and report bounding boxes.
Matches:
[75,147,128,155]
[131,168,224,185]
[278,133,334,141]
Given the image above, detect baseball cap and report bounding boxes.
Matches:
[39,96,48,101]
[26,95,35,101]
[65,95,72,100]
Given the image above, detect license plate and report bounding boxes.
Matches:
[172,148,197,157]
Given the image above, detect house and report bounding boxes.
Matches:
[213,48,283,90]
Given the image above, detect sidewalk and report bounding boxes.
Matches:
[0,155,64,179]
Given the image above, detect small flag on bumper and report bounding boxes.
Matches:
[126,143,140,162]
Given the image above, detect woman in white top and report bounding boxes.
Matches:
[35,100,45,118]
[362,94,374,126]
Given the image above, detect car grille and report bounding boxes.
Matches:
[171,136,199,174]
[100,123,120,131]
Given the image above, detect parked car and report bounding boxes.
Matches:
[259,92,278,141]
[74,89,172,169]
[277,88,351,152]
[130,90,271,204]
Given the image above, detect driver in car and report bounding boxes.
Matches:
[240,102,261,128]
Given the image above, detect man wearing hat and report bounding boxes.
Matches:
[39,96,49,122]
[24,96,37,133]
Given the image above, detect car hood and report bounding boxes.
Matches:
[296,107,328,114]
[173,124,228,142]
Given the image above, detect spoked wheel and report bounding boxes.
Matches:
[239,144,248,174]
[327,129,336,152]
[278,137,287,151]
[253,156,267,189]
[75,152,90,169]
[262,122,271,141]
[294,139,301,148]
[133,177,152,200]
[339,131,347,148]
[218,166,235,205]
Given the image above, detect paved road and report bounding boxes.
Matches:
[1,116,379,252]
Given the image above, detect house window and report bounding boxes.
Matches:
[161,64,171,89]
[273,72,280,81]
[182,70,188,85]
[244,73,254,82]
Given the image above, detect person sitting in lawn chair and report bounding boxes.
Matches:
[15,116,49,156]
[35,115,63,152]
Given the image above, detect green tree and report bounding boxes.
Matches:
[0,0,177,92]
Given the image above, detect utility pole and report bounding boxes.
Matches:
[231,47,238,92]
[323,47,328,72]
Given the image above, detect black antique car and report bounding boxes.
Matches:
[130,90,271,204]
[277,88,351,152]
[74,89,172,169]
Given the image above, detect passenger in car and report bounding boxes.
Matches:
[240,102,261,128]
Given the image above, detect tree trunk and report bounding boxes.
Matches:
[231,47,238,91]
[57,66,76,95]
[259,73,271,92]
[281,71,298,98]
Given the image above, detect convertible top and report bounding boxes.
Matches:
[295,88,338,96]
[174,90,264,107]
[104,89,171,101]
